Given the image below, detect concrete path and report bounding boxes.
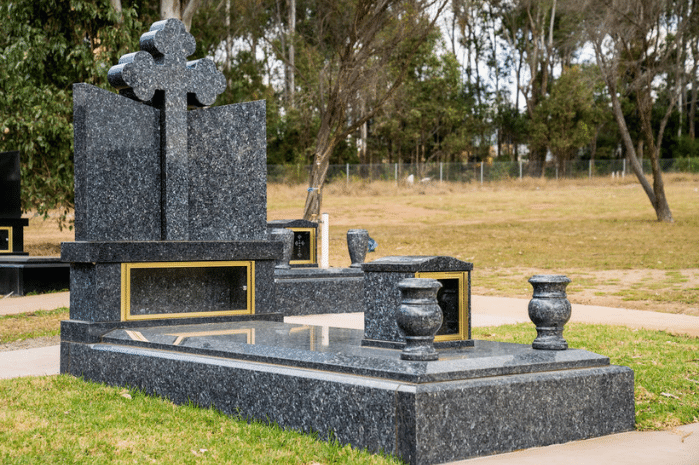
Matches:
[449,422,699,465]
[1,292,698,465]
[0,345,61,379]
[0,291,69,316]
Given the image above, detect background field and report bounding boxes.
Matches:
[25,175,699,315]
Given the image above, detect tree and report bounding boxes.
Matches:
[0,0,141,226]
[581,0,697,222]
[530,65,599,174]
[296,0,448,220]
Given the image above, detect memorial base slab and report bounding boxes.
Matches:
[60,320,635,465]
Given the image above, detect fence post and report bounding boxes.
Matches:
[519,160,523,180]
[440,162,443,183]
[480,162,484,184]
[556,166,559,180]
[623,159,626,177]
[589,159,592,178]
[395,163,398,186]
[346,163,349,185]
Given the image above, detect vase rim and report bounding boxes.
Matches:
[397,277,443,291]
[528,274,571,284]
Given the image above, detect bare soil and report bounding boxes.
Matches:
[0,335,60,352]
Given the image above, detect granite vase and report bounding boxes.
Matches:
[528,275,572,350]
[347,229,369,268]
[270,228,294,269]
[396,278,443,361]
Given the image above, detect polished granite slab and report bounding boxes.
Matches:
[100,320,610,383]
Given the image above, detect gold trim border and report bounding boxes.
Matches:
[121,261,255,321]
[415,271,468,342]
[0,226,13,254]
[288,228,317,265]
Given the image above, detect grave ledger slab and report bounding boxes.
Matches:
[61,320,635,465]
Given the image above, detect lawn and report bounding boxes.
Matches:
[4,175,697,463]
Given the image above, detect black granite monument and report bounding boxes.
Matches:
[0,151,28,255]
[0,151,70,295]
[61,19,635,465]
[61,18,282,346]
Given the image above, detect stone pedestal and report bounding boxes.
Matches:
[362,256,473,349]
[268,219,318,267]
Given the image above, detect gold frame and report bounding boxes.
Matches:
[415,271,468,342]
[288,227,317,265]
[0,226,13,253]
[121,261,255,321]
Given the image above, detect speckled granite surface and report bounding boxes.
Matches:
[274,267,363,315]
[267,220,318,267]
[362,256,473,347]
[61,320,635,465]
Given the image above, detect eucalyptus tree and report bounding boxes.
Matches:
[581,0,699,222]
[294,0,449,220]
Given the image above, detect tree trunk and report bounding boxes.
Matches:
[690,41,698,139]
[609,82,673,222]
[110,0,122,16]
[288,0,296,107]
[160,0,181,21]
[159,0,201,31]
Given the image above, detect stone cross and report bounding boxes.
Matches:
[108,19,226,240]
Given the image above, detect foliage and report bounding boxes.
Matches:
[0,0,142,227]
[530,66,601,170]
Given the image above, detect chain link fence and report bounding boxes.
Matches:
[268,158,699,185]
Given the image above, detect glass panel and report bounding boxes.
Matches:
[0,229,10,252]
[128,265,248,316]
[436,278,460,336]
[292,230,312,261]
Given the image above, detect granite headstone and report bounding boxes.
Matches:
[0,151,28,254]
[62,18,280,329]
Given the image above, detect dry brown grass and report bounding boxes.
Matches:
[269,175,699,315]
[23,175,699,315]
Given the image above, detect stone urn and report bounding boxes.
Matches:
[396,278,443,361]
[347,229,369,268]
[528,275,572,350]
[270,228,294,269]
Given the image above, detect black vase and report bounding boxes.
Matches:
[347,229,369,268]
[528,275,572,350]
[396,278,443,361]
[270,228,294,269]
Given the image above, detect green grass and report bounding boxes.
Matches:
[0,308,68,343]
[0,376,401,465]
[474,323,699,430]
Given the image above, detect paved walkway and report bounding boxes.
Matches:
[1,292,698,465]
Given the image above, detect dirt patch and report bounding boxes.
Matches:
[0,335,60,352]
[473,267,699,317]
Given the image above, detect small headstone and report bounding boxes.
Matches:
[267,219,318,267]
[0,151,28,254]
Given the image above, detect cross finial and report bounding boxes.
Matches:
[108,19,225,108]
[107,19,226,240]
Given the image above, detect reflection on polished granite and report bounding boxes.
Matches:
[101,320,609,384]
